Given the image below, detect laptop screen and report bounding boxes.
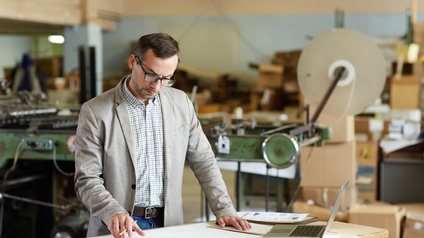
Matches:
[322,178,350,235]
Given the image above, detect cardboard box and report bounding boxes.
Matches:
[349,203,406,238]
[354,116,391,142]
[356,141,378,203]
[256,64,284,90]
[250,88,285,111]
[399,203,424,214]
[356,168,377,203]
[399,203,424,238]
[317,115,355,143]
[33,57,63,78]
[403,213,424,238]
[272,50,302,69]
[356,141,378,167]
[390,75,420,110]
[301,186,356,211]
[300,141,356,188]
[272,50,301,89]
[292,201,349,222]
[197,104,220,114]
[303,103,355,143]
[355,115,423,142]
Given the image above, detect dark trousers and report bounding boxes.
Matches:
[132,214,164,230]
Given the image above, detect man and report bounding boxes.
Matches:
[74,33,251,237]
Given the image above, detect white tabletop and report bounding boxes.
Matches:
[90,220,388,238]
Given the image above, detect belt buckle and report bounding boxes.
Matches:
[144,206,155,219]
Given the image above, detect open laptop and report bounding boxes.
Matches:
[263,178,350,238]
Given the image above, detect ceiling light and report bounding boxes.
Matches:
[48,35,65,44]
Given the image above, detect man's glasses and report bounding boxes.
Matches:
[134,54,176,87]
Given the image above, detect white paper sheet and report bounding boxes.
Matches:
[237,212,309,223]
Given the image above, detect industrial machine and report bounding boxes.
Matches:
[204,104,332,212]
[0,45,99,238]
[0,92,87,238]
[205,28,386,213]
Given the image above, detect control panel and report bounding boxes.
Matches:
[21,138,54,150]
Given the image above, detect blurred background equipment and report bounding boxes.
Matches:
[10,53,48,98]
[0,61,81,237]
[205,28,386,214]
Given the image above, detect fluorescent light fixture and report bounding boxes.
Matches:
[48,35,65,44]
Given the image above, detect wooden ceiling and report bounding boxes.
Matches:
[0,18,64,35]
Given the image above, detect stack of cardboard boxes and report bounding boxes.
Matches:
[352,116,422,238]
[390,75,421,110]
[292,102,419,238]
[250,64,285,111]
[353,116,387,203]
[350,64,423,237]
[293,104,356,221]
[349,203,406,238]
[348,201,424,238]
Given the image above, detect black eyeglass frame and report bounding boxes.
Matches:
[134,54,176,87]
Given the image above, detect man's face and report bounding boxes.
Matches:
[128,49,179,103]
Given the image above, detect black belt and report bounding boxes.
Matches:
[132,206,163,219]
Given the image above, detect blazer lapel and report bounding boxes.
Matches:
[114,77,137,169]
[160,89,174,178]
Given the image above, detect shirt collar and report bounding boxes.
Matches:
[122,76,159,106]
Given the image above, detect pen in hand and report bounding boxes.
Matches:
[119,220,137,236]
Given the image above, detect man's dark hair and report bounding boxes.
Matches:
[134,33,180,62]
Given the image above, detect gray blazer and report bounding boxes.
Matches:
[74,77,236,237]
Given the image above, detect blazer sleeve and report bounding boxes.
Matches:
[74,101,130,227]
[180,92,237,218]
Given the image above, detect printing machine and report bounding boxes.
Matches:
[202,105,332,213]
[0,93,87,238]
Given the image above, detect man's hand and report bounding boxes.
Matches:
[217,216,252,230]
[109,213,145,237]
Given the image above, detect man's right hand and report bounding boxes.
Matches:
[109,213,145,237]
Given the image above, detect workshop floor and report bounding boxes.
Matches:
[182,165,275,224]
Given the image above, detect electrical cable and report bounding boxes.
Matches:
[0,141,23,238]
[52,146,74,177]
[299,143,317,186]
[0,193,78,210]
[0,139,75,237]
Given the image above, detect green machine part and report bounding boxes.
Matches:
[0,129,76,168]
[317,126,332,140]
[208,125,331,168]
[209,135,265,160]
[262,133,300,169]
[209,133,300,169]
[315,126,332,146]
[0,129,77,238]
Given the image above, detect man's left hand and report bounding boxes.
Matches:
[217,216,252,230]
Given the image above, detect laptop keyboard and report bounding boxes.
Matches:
[290,225,325,237]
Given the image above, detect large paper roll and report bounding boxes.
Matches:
[297,28,386,117]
